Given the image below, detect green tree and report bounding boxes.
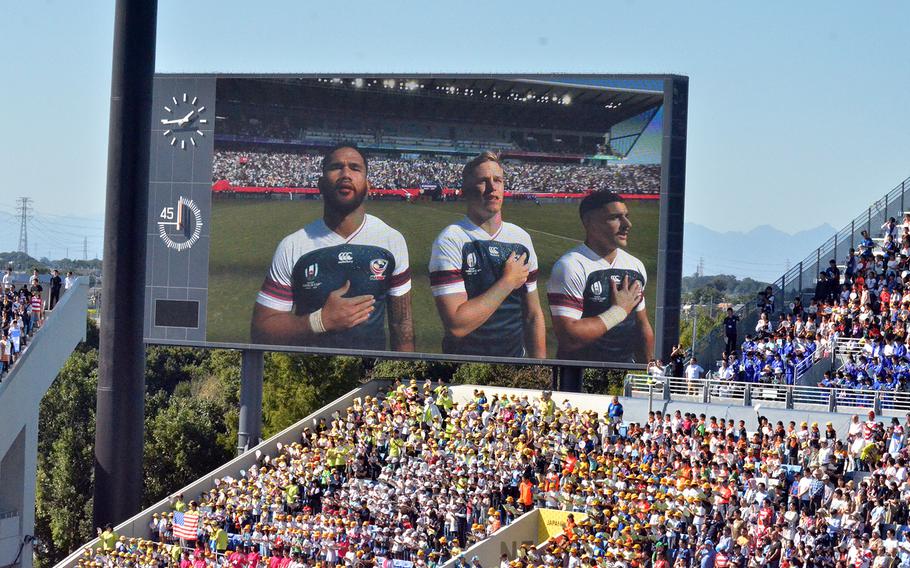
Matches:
[370,359,457,382]
[34,349,98,567]
[261,354,364,437]
[142,397,232,506]
[450,363,551,389]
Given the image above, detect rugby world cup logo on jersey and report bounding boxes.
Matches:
[590,280,606,301]
[465,252,481,276]
[369,258,388,281]
[301,263,321,290]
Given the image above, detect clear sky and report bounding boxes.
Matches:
[2,0,909,261]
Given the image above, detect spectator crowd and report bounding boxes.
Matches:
[211,151,661,195]
[1,267,72,378]
[75,381,910,568]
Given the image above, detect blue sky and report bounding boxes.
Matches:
[2,1,909,263]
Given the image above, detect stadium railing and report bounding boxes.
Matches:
[698,174,910,369]
[624,373,910,415]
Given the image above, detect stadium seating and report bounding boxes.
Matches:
[62,380,910,568]
[211,151,661,195]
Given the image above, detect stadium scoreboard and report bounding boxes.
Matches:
[143,74,688,369]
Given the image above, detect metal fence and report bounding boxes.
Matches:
[698,175,910,368]
[624,373,910,415]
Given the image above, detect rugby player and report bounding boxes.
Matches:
[428,151,546,358]
[251,145,414,352]
[548,191,654,362]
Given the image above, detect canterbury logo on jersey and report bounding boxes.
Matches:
[338,252,354,263]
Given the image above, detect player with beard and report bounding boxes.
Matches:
[428,151,546,358]
[547,191,654,363]
[251,145,414,351]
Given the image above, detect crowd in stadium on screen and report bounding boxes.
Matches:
[0,267,70,378]
[211,151,661,195]
[76,380,910,568]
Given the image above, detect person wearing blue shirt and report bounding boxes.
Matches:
[784,355,796,385]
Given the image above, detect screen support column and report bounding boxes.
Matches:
[238,350,264,455]
[558,365,584,393]
[93,0,157,528]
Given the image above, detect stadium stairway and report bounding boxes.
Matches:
[0,279,88,568]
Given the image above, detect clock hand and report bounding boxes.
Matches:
[178,110,195,125]
[160,118,182,125]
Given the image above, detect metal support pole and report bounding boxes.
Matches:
[902,181,906,215]
[785,387,794,410]
[663,380,671,401]
[550,366,559,392]
[780,272,786,313]
[691,310,697,355]
[648,383,654,414]
[559,366,583,393]
[874,392,882,416]
[93,0,158,529]
[743,384,751,406]
[799,261,804,299]
[834,233,838,265]
[867,207,872,234]
[702,381,710,403]
[238,350,265,455]
[851,220,855,249]
[828,390,837,413]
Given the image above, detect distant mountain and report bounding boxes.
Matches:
[683,222,838,282]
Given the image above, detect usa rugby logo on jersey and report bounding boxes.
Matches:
[369,258,388,281]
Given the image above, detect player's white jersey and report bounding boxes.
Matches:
[548,244,647,362]
[429,217,538,296]
[258,214,411,313]
[429,216,538,357]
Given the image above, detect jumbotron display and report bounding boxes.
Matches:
[143,75,688,367]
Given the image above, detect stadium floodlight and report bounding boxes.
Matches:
[562,94,572,105]
[382,79,396,89]
[353,78,364,88]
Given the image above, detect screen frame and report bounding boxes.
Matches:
[144,73,688,370]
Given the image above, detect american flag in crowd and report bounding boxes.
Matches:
[172,511,199,540]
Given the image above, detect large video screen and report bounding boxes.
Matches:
[144,75,687,367]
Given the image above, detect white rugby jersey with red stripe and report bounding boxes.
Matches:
[428,217,538,357]
[548,244,647,362]
[257,214,410,351]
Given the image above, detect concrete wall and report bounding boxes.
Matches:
[0,279,88,568]
[441,510,540,568]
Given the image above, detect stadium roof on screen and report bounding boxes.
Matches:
[216,76,665,132]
